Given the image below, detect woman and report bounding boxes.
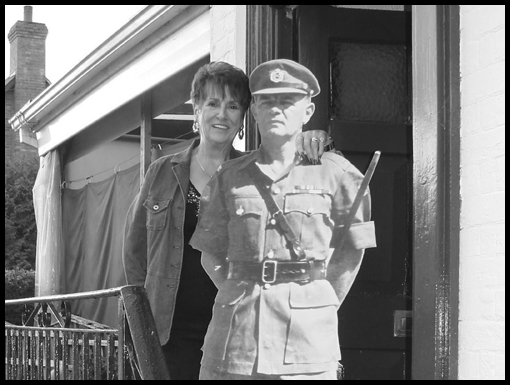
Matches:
[122,61,330,380]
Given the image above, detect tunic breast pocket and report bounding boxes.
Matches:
[143,197,171,230]
[284,194,334,251]
[228,197,264,252]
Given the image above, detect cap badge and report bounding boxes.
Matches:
[270,69,285,83]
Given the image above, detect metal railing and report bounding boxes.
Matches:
[5,285,170,380]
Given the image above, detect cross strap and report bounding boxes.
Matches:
[246,162,306,260]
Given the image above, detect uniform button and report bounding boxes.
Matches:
[236,206,244,216]
[270,218,276,225]
[272,186,281,195]
[307,207,315,214]
[153,205,159,211]
[263,283,271,290]
[267,250,274,259]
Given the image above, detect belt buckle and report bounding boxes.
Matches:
[262,260,277,284]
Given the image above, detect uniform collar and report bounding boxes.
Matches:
[237,149,309,171]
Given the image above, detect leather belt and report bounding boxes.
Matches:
[227,259,327,284]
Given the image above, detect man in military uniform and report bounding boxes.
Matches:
[190,59,377,380]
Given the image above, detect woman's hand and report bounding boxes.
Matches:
[296,130,333,164]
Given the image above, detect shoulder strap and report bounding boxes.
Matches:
[246,162,306,260]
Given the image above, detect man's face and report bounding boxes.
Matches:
[251,93,315,141]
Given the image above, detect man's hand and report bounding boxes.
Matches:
[296,130,333,164]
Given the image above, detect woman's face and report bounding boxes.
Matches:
[195,82,245,146]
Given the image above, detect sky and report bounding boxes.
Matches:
[5,5,146,83]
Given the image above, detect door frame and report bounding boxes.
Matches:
[246,5,461,380]
[411,5,460,380]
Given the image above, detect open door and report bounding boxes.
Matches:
[297,5,413,380]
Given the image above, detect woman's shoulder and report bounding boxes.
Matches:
[148,153,178,171]
[149,139,196,169]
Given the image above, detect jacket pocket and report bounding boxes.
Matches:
[143,197,171,230]
[285,281,341,364]
[229,197,264,252]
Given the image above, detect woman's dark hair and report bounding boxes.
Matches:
[190,61,252,113]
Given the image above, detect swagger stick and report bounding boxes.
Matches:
[337,151,381,250]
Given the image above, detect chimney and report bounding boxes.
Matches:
[8,6,49,111]
[24,5,33,22]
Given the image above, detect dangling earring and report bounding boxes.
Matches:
[193,120,200,133]
[238,125,245,140]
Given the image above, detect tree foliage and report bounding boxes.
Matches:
[5,156,39,270]
[5,269,36,324]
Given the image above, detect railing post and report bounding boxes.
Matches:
[117,298,125,380]
[119,285,170,380]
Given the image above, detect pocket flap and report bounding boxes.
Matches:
[289,281,340,308]
[284,194,330,216]
[232,197,263,217]
[143,197,171,213]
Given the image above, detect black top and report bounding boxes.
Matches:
[170,182,218,334]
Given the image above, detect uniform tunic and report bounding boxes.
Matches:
[190,150,376,376]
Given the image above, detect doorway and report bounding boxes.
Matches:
[297,5,412,380]
[246,4,460,380]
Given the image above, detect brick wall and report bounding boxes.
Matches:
[459,5,505,380]
[5,13,47,160]
[210,5,246,69]
[210,5,246,152]
[5,90,16,159]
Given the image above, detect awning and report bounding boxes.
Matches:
[9,5,210,160]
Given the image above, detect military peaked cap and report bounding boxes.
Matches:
[249,59,320,97]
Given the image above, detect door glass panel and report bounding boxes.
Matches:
[330,42,409,124]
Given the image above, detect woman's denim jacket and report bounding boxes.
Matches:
[122,139,244,345]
